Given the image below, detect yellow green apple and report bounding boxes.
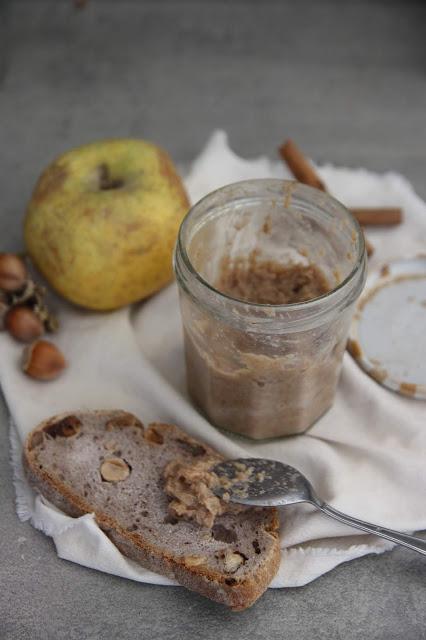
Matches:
[24,139,190,310]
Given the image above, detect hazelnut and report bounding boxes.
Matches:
[223,550,245,574]
[184,555,207,567]
[5,306,44,342]
[100,457,130,482]
[22,340,67,381]
[0,253,27,292]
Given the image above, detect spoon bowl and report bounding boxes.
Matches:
[213,458,315,507]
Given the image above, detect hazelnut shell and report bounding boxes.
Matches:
[5,306,44,342]
[22,340,67,381]
[0,253,27,292]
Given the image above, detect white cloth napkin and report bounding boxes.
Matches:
[3,131,426,589]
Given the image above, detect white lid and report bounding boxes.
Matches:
[349,256,426,399]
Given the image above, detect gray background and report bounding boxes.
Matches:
[1,1,425,638]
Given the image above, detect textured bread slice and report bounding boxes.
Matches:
[23,410,281,610]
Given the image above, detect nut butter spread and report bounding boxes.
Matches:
[164,457,242,528]
[184,255,349,439]
[216,254,330,305]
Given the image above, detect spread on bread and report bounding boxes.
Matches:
[164,457,225,528]
[163,457,246,528]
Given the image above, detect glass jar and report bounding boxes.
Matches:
[174,180,366,439]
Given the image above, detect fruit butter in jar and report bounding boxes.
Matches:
[174,180,366,439]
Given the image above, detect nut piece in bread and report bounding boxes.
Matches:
[100,458,130,482]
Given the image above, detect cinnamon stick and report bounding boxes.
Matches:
[279,140,402,226]
[279,139,327,192]
[349,207,402,226]
[279,138,375,256]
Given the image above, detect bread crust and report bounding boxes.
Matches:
[23,410,281,610]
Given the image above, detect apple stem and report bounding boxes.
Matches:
[98,164,124,190]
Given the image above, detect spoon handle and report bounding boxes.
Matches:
[315,502,426,555]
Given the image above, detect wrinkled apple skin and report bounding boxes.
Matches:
[25,139,190,310]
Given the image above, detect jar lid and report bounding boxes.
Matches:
[348,256,426,399]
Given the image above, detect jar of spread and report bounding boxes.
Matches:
[174,180,366,439]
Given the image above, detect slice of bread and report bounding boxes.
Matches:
[23,410,280,610]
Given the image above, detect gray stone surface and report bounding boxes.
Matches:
[0,1,425,638]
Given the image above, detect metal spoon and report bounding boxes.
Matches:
[213,458,426,555]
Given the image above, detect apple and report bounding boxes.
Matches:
[24,139,190,310]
